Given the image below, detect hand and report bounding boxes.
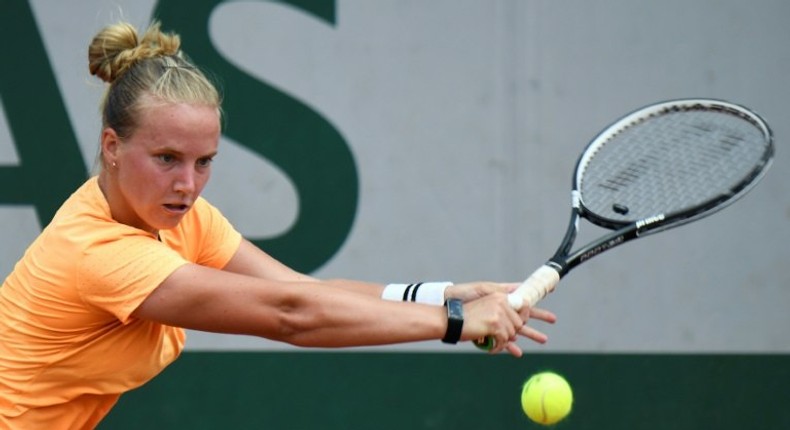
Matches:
[454,282,557,357]
[506,305,557,357]
[459,292,556,357]
[459,292,517,353]
[445,282,519,302]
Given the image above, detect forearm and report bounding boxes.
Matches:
[224,241,443,303]
[271,283,446,347]
[136,265,446,347]
[321,278,384,297]
[320,280,452,305]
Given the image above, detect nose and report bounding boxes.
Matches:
[173,166,196,195]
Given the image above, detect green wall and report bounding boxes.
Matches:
[100,352,790,429]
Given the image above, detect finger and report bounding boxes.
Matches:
[508,306,526,334]
[478,282,518,298]
[504,341,524,358]
[489,331,513,355]
[519,324,549,344]
[503,283,521,294]
[523,307,557,324]
[494,314,522,354]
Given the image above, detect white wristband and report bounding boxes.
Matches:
[382,282,452,306]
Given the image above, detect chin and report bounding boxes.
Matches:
[158,219,184,231]
[151,215,186,232]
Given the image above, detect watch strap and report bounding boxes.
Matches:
[441,299,464,344]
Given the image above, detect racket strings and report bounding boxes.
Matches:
[578,110,770,222]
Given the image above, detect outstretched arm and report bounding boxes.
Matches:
[146,238,555,355]
[132,262,547,355]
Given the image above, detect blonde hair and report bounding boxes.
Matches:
[88,21,221,143]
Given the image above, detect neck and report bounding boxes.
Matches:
[97,171,159,238]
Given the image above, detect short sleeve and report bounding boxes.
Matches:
[77,234,189,323]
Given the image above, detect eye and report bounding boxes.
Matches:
[197,156,214,168]
[157,153,175,164]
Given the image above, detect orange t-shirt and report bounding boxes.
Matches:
[0,177,242,429]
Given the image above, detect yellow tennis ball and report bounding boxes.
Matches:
[521,371,573,425]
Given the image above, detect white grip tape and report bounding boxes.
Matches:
[507,265,561,310]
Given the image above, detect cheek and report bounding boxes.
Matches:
[120,160,166,195]
[119,156,152,180]
[195,170,212,193]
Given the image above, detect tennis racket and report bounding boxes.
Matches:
[476,98,774,351]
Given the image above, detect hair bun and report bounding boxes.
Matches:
[88,21,181,83]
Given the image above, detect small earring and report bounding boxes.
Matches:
[112,162,117,167]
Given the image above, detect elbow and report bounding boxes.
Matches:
[268,299,328,347]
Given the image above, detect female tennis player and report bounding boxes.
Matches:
[0,21,555,428]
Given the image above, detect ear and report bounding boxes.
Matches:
[100,128,121,167]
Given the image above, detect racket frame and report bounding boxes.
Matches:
[550,98,774,277]
[475,98,773,351]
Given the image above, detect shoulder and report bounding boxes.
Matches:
[35,177,151,256]
[178,196,233,233]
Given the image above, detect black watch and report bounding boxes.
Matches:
[441,299,464,344]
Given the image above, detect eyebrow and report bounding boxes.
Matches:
[153,147,218,159]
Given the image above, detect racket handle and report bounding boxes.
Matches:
[473,265,560,351]
[508,265,561,310]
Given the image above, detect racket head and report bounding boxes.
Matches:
[573,99,774,233]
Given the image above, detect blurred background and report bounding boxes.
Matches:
[1,0,788,428]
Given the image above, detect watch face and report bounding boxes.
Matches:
[442,299,464,344]
[447,299,463,320]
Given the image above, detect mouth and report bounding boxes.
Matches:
[163,203,191,214]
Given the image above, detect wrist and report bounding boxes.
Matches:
[381,282,453,306]
[441,298,464,344]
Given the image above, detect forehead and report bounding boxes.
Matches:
[132,101,221,151]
